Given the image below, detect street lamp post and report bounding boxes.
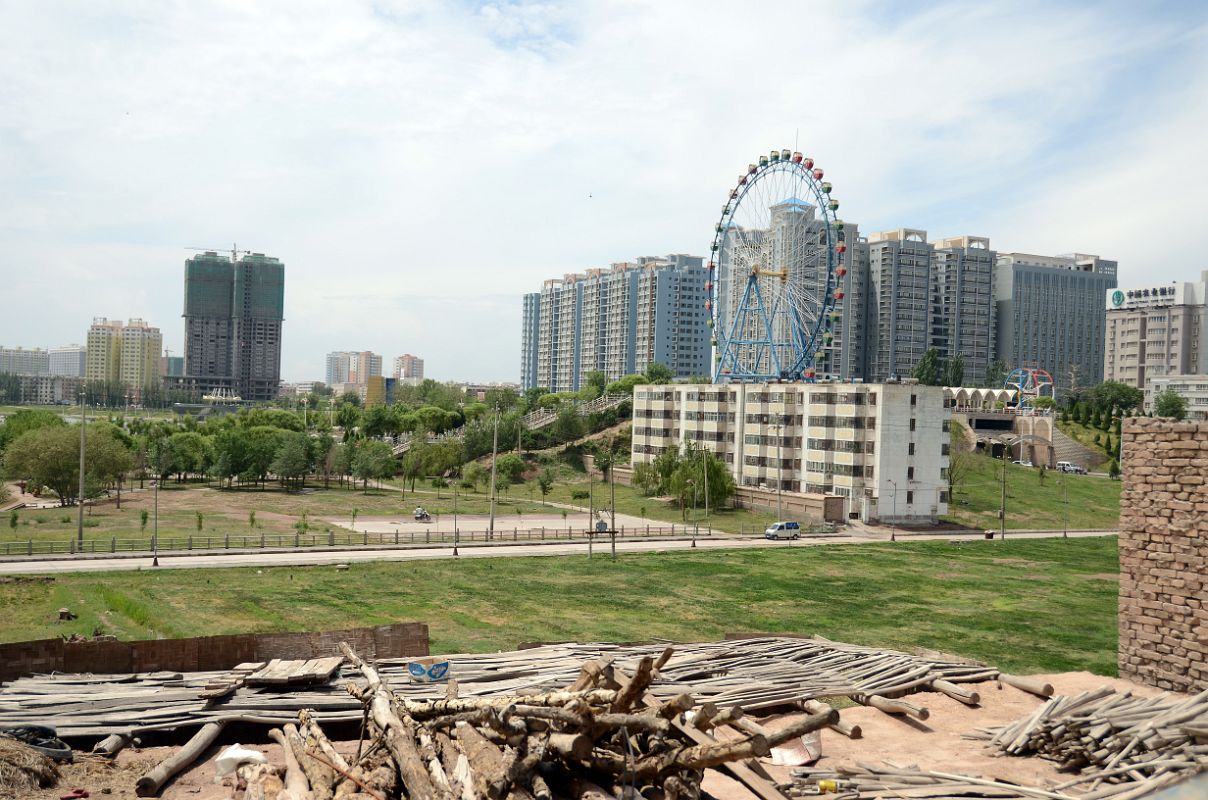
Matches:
[453,475,460,556]
[1000,441,1009,540]
[152,477,159,567]
[775,418,783,522]
[77,389,86,547]
[487,403,500,540]
[887,479,897,542]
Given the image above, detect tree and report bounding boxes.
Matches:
[551,405,584,444]
[2,426,95,507]
[1106,457,1120,480]
[1086,381,1143,417]
[402,440,431,491]
[1031,396,1056,412]
[495,453,526,484]
[0,408,66,454]
[351,440,396,489]
[361,405,402,438]
[270,431,312,489]
[644,362,674,384]
[984,359,1009,389]
[941,353,964,387]
[946,424,975,497]
[140,509,149,532]
[335,403,362,438]
[339,390,362,407]
[249,510,256,529]
[580,371,607,401]
[167,431,209,482]
[464,462,489,493]
[537,468,554,505]
[1153,387,1188,420]
[196,511,204,532]
[9,509,17,530]
[911,347,942,386]
[605,374,648,395]
[631,461,662,496]
[242,426,284,487]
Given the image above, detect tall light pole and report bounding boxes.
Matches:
[151,476,159,567]
[887,479,897,542]
[453,473,460,556]
[77,388,86,547]
[775,418,783,522]
[487,403,499,540]
[1000,440,1009,540]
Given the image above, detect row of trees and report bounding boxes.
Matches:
[630,442,735,520]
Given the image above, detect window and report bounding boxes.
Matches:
[906,491,914,504]
[911,393,917,406]
[909,418,916,431]
[908,443,915,455]
[907,467,914,480]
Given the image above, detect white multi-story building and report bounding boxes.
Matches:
[1104,272,1208,391]
[325,351,381,386]
[631,381,950,524]
[0,346,50,375]
[1145,374,1208,420]
[523,256,708,392]
[49,345,87,377]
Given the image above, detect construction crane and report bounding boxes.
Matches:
[185,243,252,262]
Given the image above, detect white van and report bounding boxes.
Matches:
[764,521,801,540]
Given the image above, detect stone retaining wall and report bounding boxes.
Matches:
[1118,418,1208,690]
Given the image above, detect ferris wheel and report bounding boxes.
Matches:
[707,149,845,383]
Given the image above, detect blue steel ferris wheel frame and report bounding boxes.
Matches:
[707,150,846,383]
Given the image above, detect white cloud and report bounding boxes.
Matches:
[0,1,1205,380]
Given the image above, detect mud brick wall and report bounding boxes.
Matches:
[1119,418,1208,691]
[0,622,428,682]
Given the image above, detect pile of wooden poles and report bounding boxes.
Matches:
[230,642,839,800]
[971,687,1208,799]
[787,763,1081,800]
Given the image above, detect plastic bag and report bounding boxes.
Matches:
[214,743,267,779]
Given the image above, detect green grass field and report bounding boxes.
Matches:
[1056,420,1115,460]
[943,451,1120,530]
[0,537,1120,675]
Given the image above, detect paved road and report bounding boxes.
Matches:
[0,529,1116,575]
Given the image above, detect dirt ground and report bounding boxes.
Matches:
[11,671,1168,800]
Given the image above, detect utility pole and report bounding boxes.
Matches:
[1000,441,1008,540]
[701,447,710,527]
[487,403,499,540]
[152,477,159,567]
[77,388,86,547]
[888,479,897,542]
[775,418,783,522]
[588,466,594,559]
[453,474,460,556]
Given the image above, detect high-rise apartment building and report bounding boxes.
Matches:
[1104,272,1208,391]
[393,353,424,383]
[995,252,1117,393]
[931,236,997,385]
[0,347,49,375]
[866,229,934,382]
[522,255,708,392]
[325,351,382,387]
[182,251,284,402]
[86,318,162,401]
[49,345,87,377]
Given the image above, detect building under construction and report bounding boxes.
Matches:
[179,249,284,403]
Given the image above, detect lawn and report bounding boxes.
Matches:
[0,537,1120,676]
[943,451,1120,531]
[1056,419,1114,460]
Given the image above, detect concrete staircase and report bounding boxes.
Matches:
[1052,427,1108,471]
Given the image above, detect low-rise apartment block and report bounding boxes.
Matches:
[631,381,950,524]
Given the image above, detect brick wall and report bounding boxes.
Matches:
[1118,418,1208,690]
[0,622,428,683]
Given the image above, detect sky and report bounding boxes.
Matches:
[2,0,1207,382]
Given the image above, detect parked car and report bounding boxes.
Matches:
[1013,460,1034,468]
[764,521,801,540]
[1056,461,1088,474]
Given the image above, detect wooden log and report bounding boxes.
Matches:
[652,647,675,674]
[135,720,227,797]
[594,733,771,778]
[700,705,745,731]
[862,694,929,721]
[238,763,285,800]
[399,690,618,719]
[270,726,314,800]
[92,732,132,757]
[611,655,655,713]
[454,721,533,800]
[689,702,719,730]
[286,722,336,800]
[930,679,981,706]
[998,673,1055,698]
[340,642,446,800]
[732,710,836,748]
[798,701,860,739]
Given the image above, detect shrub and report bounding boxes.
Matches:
[570,489,590,501]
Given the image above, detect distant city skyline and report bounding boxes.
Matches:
[2,2,1206,381]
